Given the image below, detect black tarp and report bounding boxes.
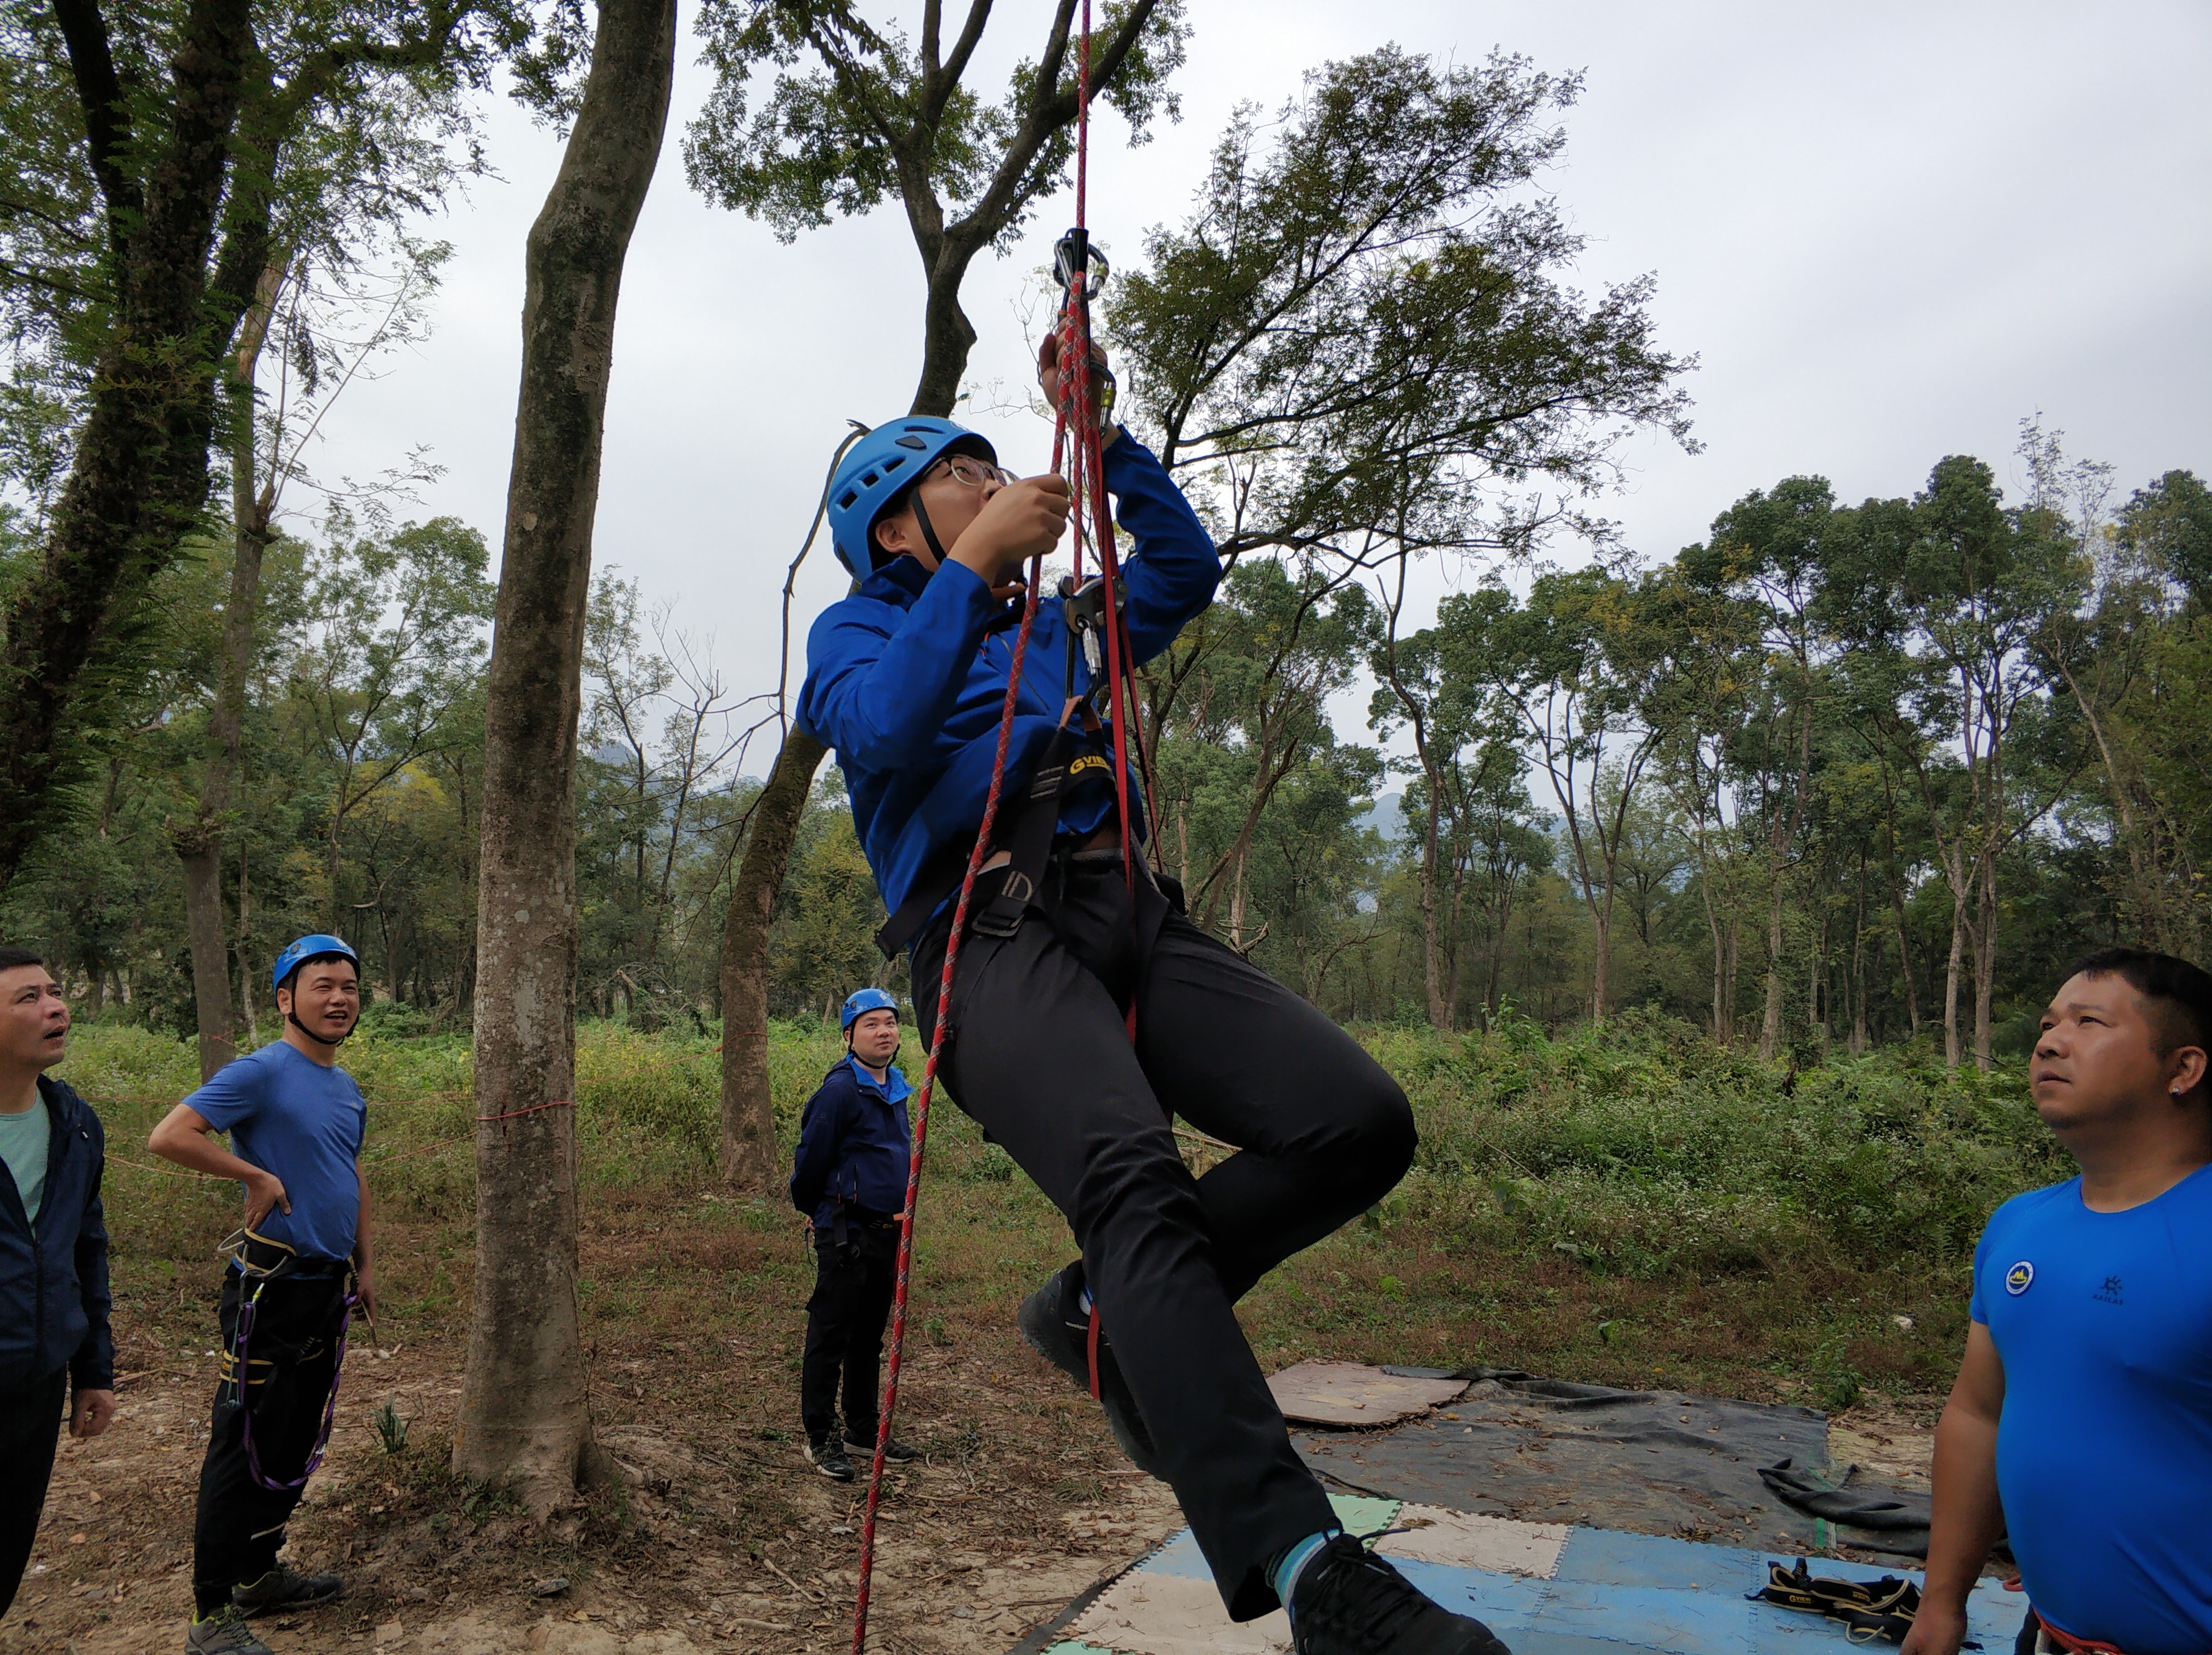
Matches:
[1293,1367,1877,1556]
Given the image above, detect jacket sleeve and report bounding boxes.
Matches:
[790,1071,850,1215]
[71,1114,113,1392]
[1105,433,1222,665]
[802,563,1003,773]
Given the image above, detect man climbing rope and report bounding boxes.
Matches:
[797,335,1511,1655]
[791,987,922,1482]
[149,935,371,1655]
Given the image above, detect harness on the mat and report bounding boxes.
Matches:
[1748,1559,1970,1648]
[848,3,1136,1645]
[217,1227,357,1494]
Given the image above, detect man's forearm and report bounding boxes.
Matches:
[149,1123,259,1185]
[1923,1401,2006,1608]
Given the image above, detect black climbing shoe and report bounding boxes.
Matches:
[232,1563,342,1613]
[844,1428,919,1463]
[1289,1534,1513,1655]
[1018,1261,1161,1477]
[186,1606,276,1654]
[805,1434,855,1481]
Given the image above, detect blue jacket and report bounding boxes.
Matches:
[0,1075,113,1392]
[790,1055,913,1228]
[798,433,1221,923]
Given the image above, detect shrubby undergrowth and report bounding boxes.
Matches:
[64,1010,2061,1292]
[1376,1007,2063,1281]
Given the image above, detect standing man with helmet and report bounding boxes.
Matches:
[149,936,373,1655]
[797,338,1509,1655]
[789,988,920,1481]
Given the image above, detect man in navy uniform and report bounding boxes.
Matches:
[790,987,921,1481]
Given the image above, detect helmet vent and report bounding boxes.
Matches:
[895,434,928,449]
[882,455,905,473]
[837,489,858,508]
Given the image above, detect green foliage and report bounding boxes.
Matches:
[685,0,1188,250]
[1378,1008,2064,1280]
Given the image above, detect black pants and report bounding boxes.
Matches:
[801,1223,899,1444]
[0,1367,66,1617]
[193,1270,348,1616]
[915,855,1416,1620]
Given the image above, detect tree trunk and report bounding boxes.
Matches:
[1973,852,1998,1071]
[1890,871,1921,1038]
[174,258,285,1080]
[1943,889,1966,1069]
[1758,875,1786,1062]
[457,0,675,1512]
[718,727,823,1189]
[1419,779,1447,1030]
[0,0,264,893]
[713,253,982,1185]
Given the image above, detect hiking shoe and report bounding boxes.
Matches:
[232,1562,342,1613]
[844,1428,920,1463]
[1289,1534,1513,1654]
[805,1435,855,1481]
[1019,1262,1161,1477]
[187,1606,275,1654]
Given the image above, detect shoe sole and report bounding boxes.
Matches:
[234,1585,341,1614]
[844,1441,918,1463]
[1018,1280,1163,1478]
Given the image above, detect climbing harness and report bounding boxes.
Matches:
[1748,1559,1955,1648]
[218,1237,358,1494]
[847,2,1139,1646]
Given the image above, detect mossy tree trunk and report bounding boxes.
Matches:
[458,0,675,1512]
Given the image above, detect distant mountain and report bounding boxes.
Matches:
[1358,791,1404,849]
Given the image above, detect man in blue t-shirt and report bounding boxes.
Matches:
[1905,947,2212,1655]
[149,935,374,1655]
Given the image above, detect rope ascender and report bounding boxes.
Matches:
[846,2,1138,1646]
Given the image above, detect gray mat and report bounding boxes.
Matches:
[1291,1367,1839,1554]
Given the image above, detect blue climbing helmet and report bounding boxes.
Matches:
[839,987,899,1032]
[828,418,999,578]
[272,933,359,994]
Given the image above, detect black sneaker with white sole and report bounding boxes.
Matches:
[844,1429,919,1463]
[1289,1534,1513,1655]
[1017,1261,1161,1477]
[804,1435,855,1481]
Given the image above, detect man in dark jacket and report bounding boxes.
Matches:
[0,945,115,1620]
[789,987,918,1481]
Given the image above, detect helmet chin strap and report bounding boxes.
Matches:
[285,1007,353,1048]
[909,491,950,568]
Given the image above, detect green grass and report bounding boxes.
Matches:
[60,1008,2062,1406]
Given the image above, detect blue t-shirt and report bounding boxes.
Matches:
[1970,1166,2212,1654]
[185,1042,366,1266]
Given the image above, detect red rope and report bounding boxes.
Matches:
[849,9,1131,1643]
[848,555,1046,1653]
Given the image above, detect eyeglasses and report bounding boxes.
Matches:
[927,455,1017,490]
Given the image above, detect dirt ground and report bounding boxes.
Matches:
[5,1187,1949,1655]
[4,1201,1187,1655]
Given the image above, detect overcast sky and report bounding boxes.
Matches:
[312,0,2212,769]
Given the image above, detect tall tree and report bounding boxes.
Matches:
[0,0,518,891]
[684,0,1188,1187]
[458,0,675,1510]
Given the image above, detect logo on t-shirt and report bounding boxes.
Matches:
[2005,1259,2034,1295]
[2095,1274,2124,1305]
